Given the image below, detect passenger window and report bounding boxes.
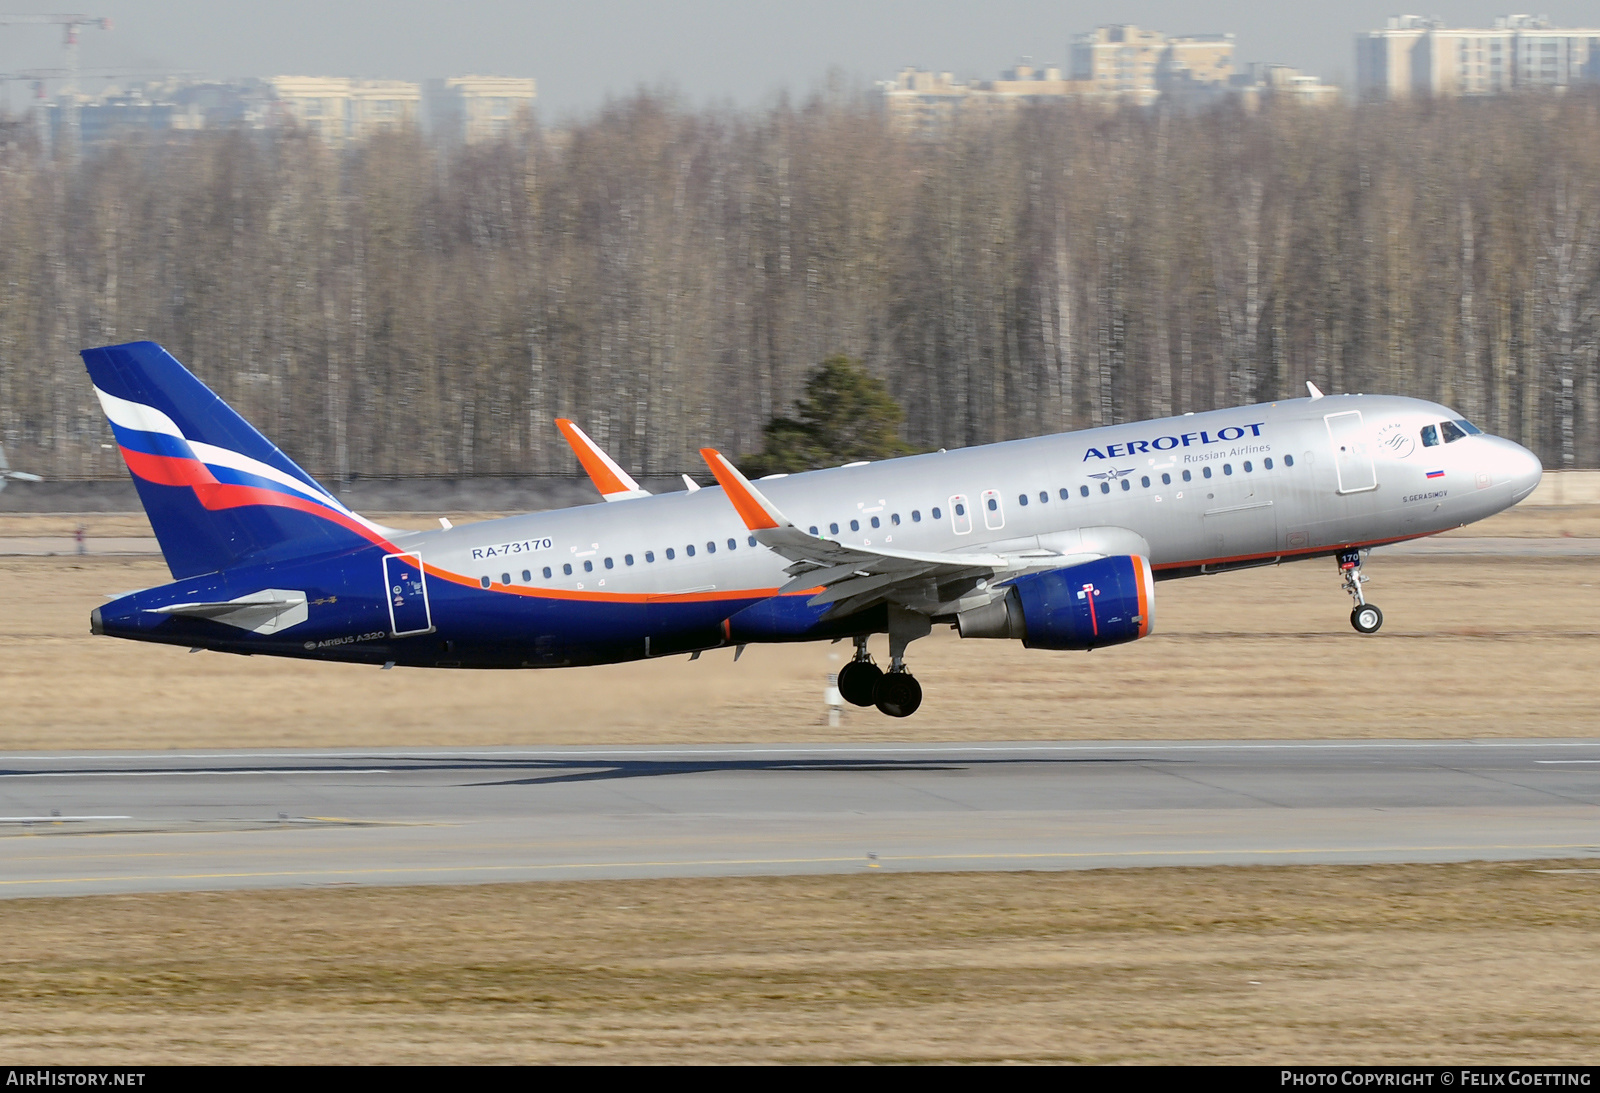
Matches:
[986,498,998,511]
[686,544,696,557]
[748,536,756,547]
[829,523,839,535]
[1203,466,1213,479]
[479,576,490,589]
[1264,458,1273,470]
[1244,461,1253,472]
[1079,486,1089,497]
[870,516,880,528]
[1441,420,1466,443]
[1285,454,1295,467]
[850,519,860,532]
[645,551,655,563]
[1182,470,1192,482]
[522,569,531,582]
[624,555,634,566]
[809,525,819,535]
[1141,475,1150,488]
[1018,494,1028,506]
[543,566,552,578]
[1058,488,1068,500]
[1120,479,1130,491]
[563,563,573,575]
[911,510,922,522]
[728,538,737,550]
[665,549,674,560]
[1223,464,1233,476]
[706,542,715,553]
[583,561,593,572]
[954,503,965,516]
[1100,482,1110,494]
[605,557,614,568]
[1161,473,1171,485]
[1421,424,1439,447]
[1040,491,1049,504]
[891,513,901,525]
[932,507,942,519]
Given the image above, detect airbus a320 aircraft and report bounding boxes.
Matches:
[85,341,1542,717]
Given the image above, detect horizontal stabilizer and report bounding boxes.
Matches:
[147,588,309,635]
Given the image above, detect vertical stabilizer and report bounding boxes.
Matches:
[82,341,386,578]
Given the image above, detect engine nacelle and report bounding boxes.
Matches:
[956,555,1154,650]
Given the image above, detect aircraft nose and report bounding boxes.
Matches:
[1499,440,1542,503]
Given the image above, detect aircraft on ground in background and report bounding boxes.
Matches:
[85,341,1541,717]
[0,444,42,493]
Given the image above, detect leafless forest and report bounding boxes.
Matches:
[1,88,1597,479]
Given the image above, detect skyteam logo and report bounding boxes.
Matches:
[1083,422,1265,461]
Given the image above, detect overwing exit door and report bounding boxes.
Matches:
[1325,411,1377,494]
[383,552,433,636]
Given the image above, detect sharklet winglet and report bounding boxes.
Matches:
[555,418,650,501]
[698,449,786,531]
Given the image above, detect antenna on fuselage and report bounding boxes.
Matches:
[1306,381,1325,401]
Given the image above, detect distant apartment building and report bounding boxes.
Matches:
[879,23,1336,130]
[1231,64,1343,110]
[425,76,538,145]
[1357,14,1600,99]
[265,77,421,142]
[1070,25,1236,106]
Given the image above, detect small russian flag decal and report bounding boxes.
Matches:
[1426,470,1445,479]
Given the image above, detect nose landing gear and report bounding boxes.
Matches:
[1339,548,1384,634]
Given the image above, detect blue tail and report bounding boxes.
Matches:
[82,341,384,579]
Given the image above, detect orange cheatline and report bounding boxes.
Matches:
[699,448,781,530]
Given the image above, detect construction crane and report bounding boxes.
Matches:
[0,13,111,152]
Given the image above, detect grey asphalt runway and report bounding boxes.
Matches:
[1,740,1596,898]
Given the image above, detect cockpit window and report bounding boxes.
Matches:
[1421,424,1439,447]
[1440,420,1467,443]
[1454,419,1482,436]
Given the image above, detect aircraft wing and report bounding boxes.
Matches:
[698,448,1130,619]
[556,419,651,501]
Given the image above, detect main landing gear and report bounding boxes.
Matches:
[1338,548,1384,635]
[838,608,931,718]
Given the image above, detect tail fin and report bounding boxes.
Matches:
[82,341,388,579]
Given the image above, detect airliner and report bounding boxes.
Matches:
[84,341,1542,717]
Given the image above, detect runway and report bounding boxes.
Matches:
[1,740,1596,898]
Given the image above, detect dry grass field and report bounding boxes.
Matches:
[3,543,1599,749]
[0,863,1597,1063]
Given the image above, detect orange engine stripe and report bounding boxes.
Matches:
[1133,555,1152,637]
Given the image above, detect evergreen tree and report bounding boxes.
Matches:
[745,356,914,475]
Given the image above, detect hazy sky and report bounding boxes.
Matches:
[2,1,1596,118]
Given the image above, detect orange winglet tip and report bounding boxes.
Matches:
[557,418,639,498]
[699,448,781,530]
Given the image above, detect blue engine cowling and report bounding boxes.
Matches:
[956,554,1154,651]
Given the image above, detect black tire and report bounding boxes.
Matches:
[1351,603,1383,635]
[837,660,882,707]
[873,671,923,718]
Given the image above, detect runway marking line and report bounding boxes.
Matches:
[4,843,1598,889]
